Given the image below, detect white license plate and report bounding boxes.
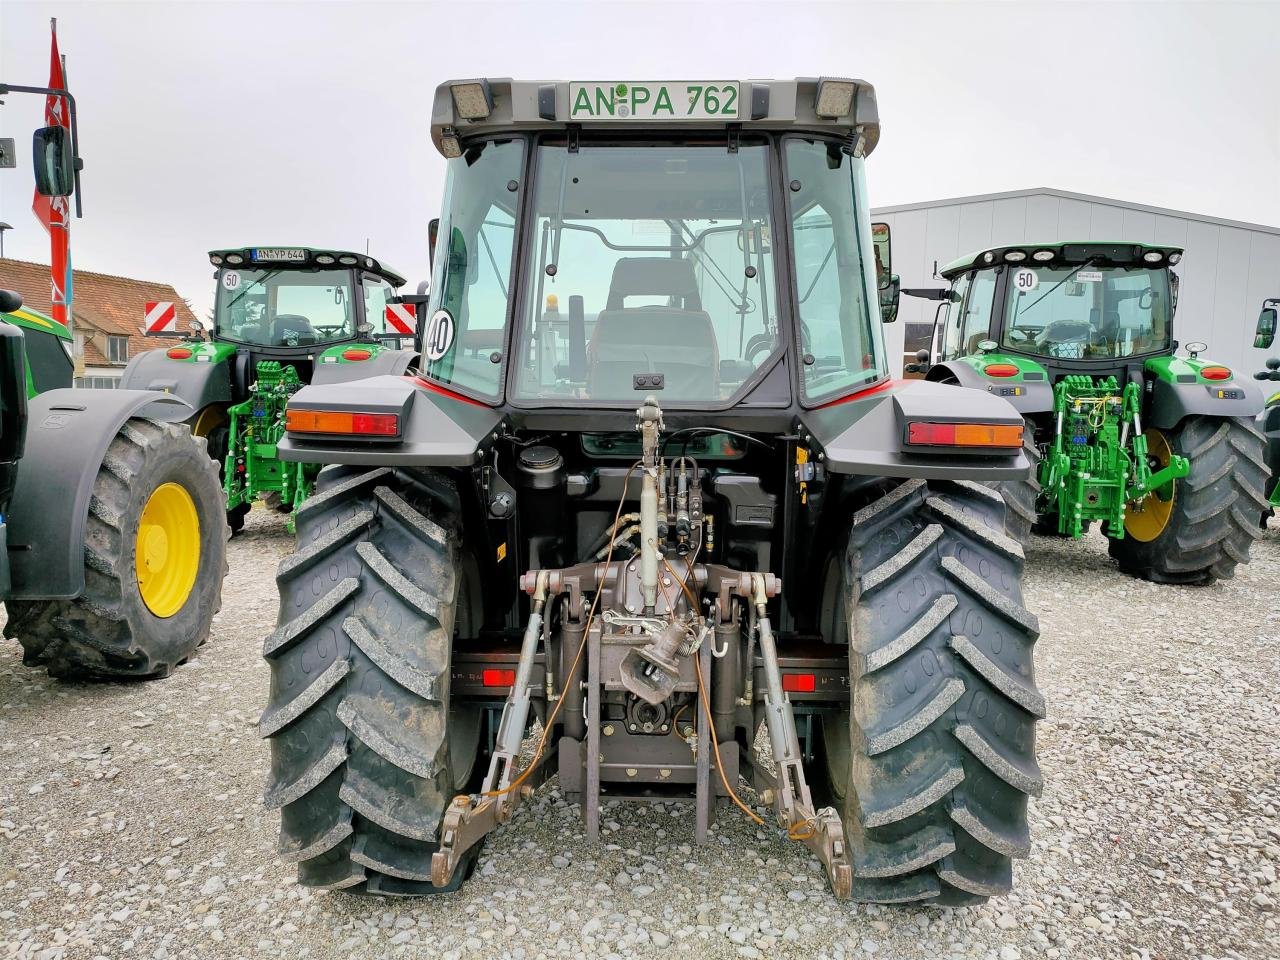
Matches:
[569,81,740,121]
[252,248,307,262]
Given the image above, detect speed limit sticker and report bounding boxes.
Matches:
[1013,268,1039,292]
[424,309,456,361]
[221,270,242,291]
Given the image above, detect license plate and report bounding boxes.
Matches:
[569,81,740,121]
[251,248,307,263]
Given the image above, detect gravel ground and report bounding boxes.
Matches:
[1,506,1278,960]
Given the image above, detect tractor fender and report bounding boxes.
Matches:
[798,379,1029,480]
[925,361,1054,415]
[1145,377,1265,431]
[6,389,192,600]
[310,348,418,386]
[277,374,504,466]
[118,348,233,412]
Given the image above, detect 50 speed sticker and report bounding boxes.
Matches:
[1013,268,1039,291]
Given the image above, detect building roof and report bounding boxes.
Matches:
[871,187,1280,238]
[0,257,190,365]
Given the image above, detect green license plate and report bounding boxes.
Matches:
[569,81,740,121]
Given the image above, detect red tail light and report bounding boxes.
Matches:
[907,421,1024,448]
[285,409,400,436]
[1201,366,1231,380]
[983,363,1019,378]
[342,348,372,361]
[482,669,516,688]
[166,347,192,359]
[782,673,816,693]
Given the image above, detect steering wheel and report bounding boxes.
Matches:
[1037,318,1095,346]
[313,324,347,338]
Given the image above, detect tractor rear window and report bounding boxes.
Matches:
[214,268,356,348]
[511,141,779,405]
[1002,265,1172,360]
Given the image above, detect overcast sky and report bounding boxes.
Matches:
[2,0,1278,317]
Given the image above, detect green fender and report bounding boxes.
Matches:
[925,353,1054,415]
[1143,355,1264,430]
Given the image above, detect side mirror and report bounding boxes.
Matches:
[871,221,891,289]
[878,273,900,324]
[32,125,74,198]
[428,218,441,271]
[1255,304,1278,350]
[1170,270,1180,312]
[0,290,23,314]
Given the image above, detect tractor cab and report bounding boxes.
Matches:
[208,247,410,382]
[923,242,1180,378]
[408,80,904,415]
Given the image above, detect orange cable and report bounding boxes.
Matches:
[482,463,640,800]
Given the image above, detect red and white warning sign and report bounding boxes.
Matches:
[385,302,416,334]
[143,301,177,335]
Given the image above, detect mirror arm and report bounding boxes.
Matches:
[0,83,84,216]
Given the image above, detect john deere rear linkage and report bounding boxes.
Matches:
[224,361,318,524]
[1040,375,1189,538]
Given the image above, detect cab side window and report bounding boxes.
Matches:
[942,271,997,360]
[361,276,401,344]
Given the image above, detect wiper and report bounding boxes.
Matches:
[1019,257,1099,314]
[224,268,282,314]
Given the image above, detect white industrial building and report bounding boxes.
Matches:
[871,188,1280,376]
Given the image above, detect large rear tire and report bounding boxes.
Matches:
[1108,416,1266,585]
[5,419,228,679]
[829,478,1044,905]
[261,466,481,894]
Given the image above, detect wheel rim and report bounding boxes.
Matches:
[136,482,201,618]
[1125,429,1175,543]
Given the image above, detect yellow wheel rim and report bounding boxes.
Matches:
[1125,429,1175,543]
[136,482,201,618]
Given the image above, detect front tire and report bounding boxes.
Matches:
[261,466,480,894]
[828,478,1044,905]
[6,419,228,679]
[1109,417,1266,584]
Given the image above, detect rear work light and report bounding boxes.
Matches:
[341,348,372,361]
[983,362,1019,378]
[907,421,1023,448]
[482,668,516,688]
[782,673,816,693]
[285,409,400,436]
[166,347,192,359]
[1201,366,1232,380]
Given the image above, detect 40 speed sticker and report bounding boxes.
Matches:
[424,309,456,361]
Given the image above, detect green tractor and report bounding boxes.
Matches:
[119,248,420,533]
[0,291,226,679]
[907,242,1267,584]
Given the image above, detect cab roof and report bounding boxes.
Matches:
[207,247,406,287]
[940,241,1184,280]
[429,77,879,158]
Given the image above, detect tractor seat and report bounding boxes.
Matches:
[589,258,718,400]
[271,314,316,346]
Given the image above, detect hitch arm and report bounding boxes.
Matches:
[750,574,853,898]
[431,572,552,887]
